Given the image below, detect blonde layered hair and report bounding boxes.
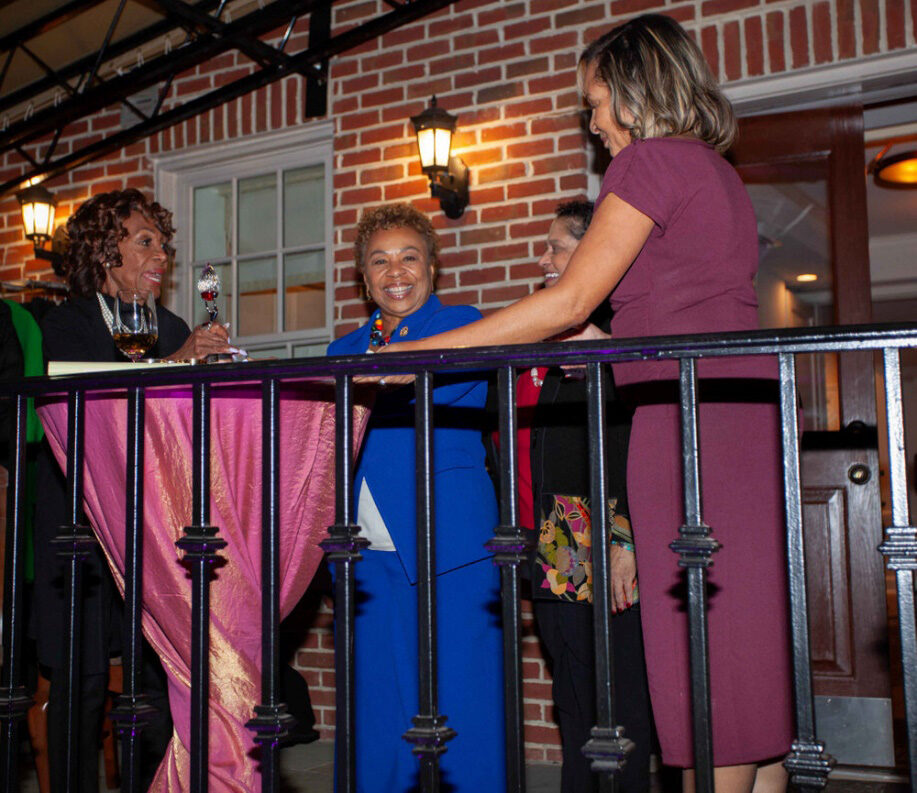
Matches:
[578,14,737,153]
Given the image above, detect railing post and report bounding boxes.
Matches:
[175,382,226,793]
[778,353,835,789]
[403,370,456,791]
[878,348,917,790]
[0,395,34,790]
[485,365,530,793]
[49,390,97,793]
[320,374,368,793]
[109,387,158,792]
[247,378,295,791]
[669,358,718,793]
[581,362,632,792]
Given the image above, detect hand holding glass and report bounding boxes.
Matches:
[113,289,158,361]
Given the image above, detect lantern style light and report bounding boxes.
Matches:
[18,183,57,245]
[411,96,469,219]
[17,182,65,272]
[872,149,917,188]
[867,144,917,189]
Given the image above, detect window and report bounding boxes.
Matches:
[153,122,333,357]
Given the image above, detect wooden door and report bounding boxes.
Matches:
[729,105,894,767]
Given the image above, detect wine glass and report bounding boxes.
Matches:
[113,289,158,362]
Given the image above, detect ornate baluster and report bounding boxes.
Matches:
[778,353,834,789]
[0,395,34,789]
[669,358,718,793]
[49,390,97,793]
[109,387,159,792]
[581,362,632,792]
[486,365,530,793]
[878,348,917,791]
[176,382,225,793]
[247,378,295,791]
[320,374,368,793]
[403,370,455,791]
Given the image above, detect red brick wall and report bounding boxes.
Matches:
[2,0,913,761]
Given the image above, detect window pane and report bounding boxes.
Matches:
[249,344,289,360]
[284,251,325,331]
[292,342,327,358]
[284,165,325,248]
[193,183,231,260]
[192,262,232,329]
[239,256,277,337]
[238,173,277,255]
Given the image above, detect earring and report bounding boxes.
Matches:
[104,262,113,269]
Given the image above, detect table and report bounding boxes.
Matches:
[38,382,367,792]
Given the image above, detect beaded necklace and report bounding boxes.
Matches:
[97,292,115,335]
[368,315,391,348]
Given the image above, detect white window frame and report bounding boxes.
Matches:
[152,121,334,354]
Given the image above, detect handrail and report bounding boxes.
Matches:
[2,322,917,396]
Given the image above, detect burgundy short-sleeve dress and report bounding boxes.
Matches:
[597,138,794,767]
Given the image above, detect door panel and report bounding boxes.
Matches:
[801,484,853,679]
[730,106,892,766]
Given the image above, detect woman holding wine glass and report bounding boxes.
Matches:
[45,189,232,364]
[32,188,233,792]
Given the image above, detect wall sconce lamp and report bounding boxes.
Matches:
[868,145,917,189]
[17,183,64,271]
[411,96,469,219]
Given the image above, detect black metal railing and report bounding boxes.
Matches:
[0,322,915,793]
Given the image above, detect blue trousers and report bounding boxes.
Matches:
[350,551,506,793]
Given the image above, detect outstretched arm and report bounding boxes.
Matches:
[380,194,653,353]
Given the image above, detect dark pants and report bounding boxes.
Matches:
[47,642,172,793]
[534,601,652,793]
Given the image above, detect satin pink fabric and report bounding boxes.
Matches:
[38,383,366,792]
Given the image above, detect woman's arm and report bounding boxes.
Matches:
[381,195,654,353]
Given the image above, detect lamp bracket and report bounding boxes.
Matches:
[429,155,469,220]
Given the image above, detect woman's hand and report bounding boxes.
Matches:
[353,373,415,386]
[609,544,637,613]
[552,322,611,343]
[164,323,235,362]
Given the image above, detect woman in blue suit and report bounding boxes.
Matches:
[327,203,505,792]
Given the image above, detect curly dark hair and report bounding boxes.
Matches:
[555,200,594,240]
[353,202,440,274]
[63,189,175,298]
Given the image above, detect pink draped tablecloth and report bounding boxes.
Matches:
[38,382,367,793]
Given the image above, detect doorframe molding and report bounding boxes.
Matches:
[725,49,917,116]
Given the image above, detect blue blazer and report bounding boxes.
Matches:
[327,294,498,584]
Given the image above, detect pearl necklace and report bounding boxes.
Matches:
[96,293,115,335]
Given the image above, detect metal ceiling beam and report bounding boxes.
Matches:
[0,0,323,155]
[150,0,296,71]
[0,0,223,117]
[0,0,461,197]
[0,0,108,56]
[304,0,330,117]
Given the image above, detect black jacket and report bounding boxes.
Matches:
[32,294,190,671]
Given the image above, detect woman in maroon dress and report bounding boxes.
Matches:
[383,13,792,792]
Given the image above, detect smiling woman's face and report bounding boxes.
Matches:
[538,218,580,288]
[103,210,170,299]
[583,60,633,157]
[362,226,435,333]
